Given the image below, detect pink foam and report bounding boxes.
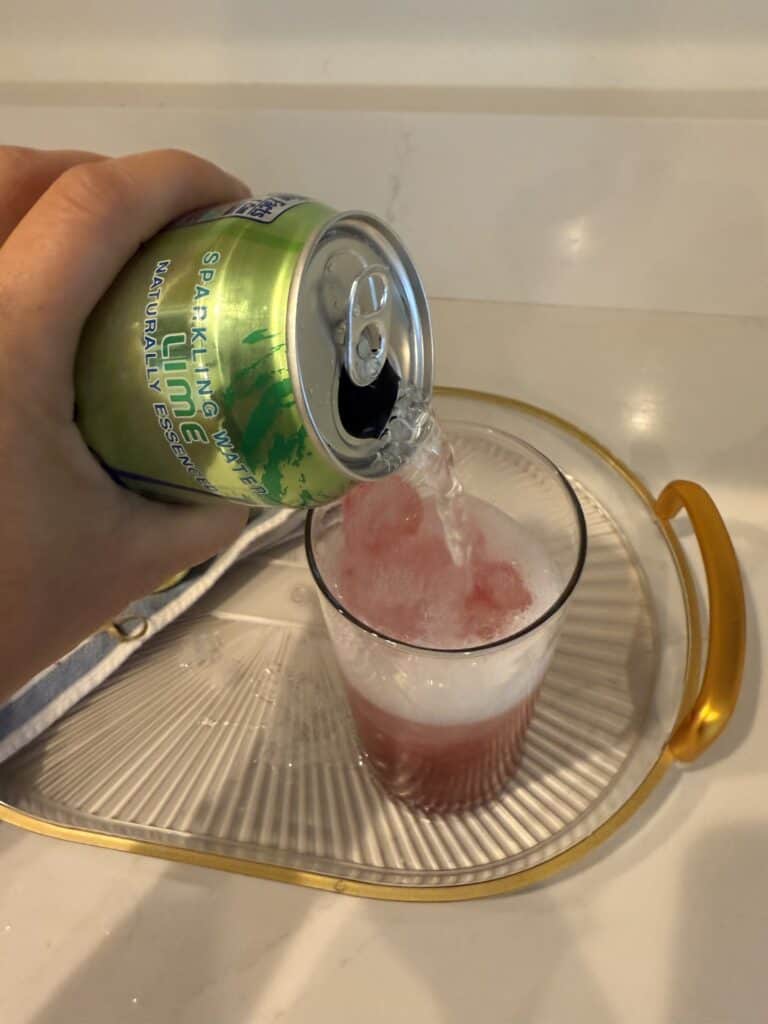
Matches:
[342,476,424,558]
[463,561,533,642]
[471,560,532,613]
[340,477,533,647]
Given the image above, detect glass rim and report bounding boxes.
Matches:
[305,426,588,656]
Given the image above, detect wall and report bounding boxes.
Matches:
[5,1,768,90]
[3,2,768,318]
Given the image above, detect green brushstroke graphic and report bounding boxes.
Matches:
[241,327,278,346]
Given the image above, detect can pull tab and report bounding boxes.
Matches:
[344,266,391,387]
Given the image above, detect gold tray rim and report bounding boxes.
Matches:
[0,387,704,902]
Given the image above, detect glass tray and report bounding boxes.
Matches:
[0,389,745,901]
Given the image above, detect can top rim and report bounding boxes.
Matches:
[287,210,434,483]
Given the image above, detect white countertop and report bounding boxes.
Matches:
[1,296,766,1024]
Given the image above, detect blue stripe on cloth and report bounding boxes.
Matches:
[0,631,116,739]
[0,508,304,761]
[0,575,195,743]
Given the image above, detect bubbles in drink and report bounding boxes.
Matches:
[374,384,434,472]
[338,395,554,650]
[322,397,569,811]
[342,475,423,557]
[377,386,473,566]
[339,480,549,648]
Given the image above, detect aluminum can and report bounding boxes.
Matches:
[76,194,433,507]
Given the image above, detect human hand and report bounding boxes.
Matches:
[0,147,250,700]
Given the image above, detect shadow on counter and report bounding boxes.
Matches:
[25,863,316,1024]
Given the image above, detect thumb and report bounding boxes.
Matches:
[123,497,249,594]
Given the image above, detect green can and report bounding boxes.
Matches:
[76,194,433,508]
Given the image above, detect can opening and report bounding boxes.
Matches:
[291,210,432,479]
[338,359,400,439]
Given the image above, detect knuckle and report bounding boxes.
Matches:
[0,145,43,190]
[149,147,219,181]
[152,147,201,168]
[54,159,137,220]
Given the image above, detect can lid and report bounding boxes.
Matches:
[288,212,433,481]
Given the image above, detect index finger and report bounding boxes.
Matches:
[0,146,104,244]
[0,148,249,373]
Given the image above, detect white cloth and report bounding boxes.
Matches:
[0,510,304,764]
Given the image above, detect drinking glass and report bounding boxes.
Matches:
[306,421,587,813]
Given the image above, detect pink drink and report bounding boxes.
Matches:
[328,428,561,812]
[339,481,536,649]
[345,685,537,813]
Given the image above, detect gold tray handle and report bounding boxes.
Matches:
[655,480,746,762]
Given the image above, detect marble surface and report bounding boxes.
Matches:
[1,296,766,1024]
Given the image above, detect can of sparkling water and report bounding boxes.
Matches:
[75,194,433,508]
